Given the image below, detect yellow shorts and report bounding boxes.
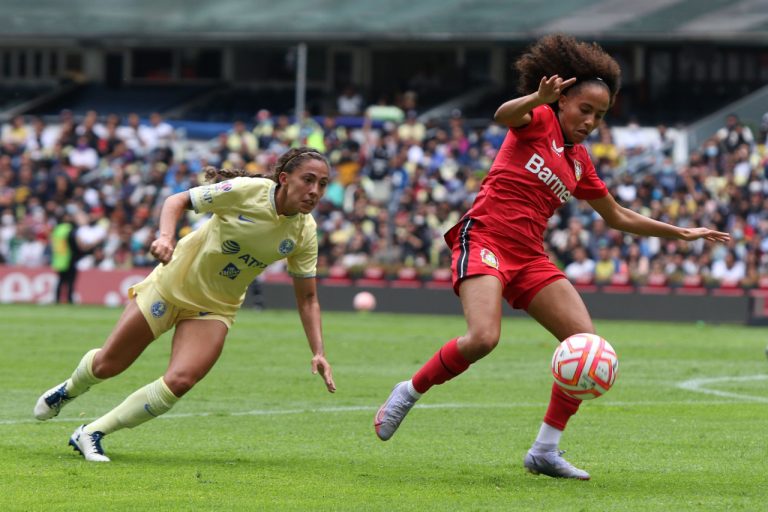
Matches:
[129,277,233,338]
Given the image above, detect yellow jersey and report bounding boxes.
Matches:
[150,177,317,316]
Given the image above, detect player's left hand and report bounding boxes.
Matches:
[311,354,336,393]
[680,227,731,243]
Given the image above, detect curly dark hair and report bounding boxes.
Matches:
[515,34,621,106]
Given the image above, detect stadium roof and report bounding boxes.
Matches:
[5,0,768,43]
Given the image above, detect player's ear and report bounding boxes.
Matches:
[278,171,288,185]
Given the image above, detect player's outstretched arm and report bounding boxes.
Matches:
[588,194,730,243]
[292,276,336,393]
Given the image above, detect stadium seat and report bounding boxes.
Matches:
[748,276,768,298]
[601,273,635,294]
[638,273,672,295]
[571,275,597,293]
[261,271,292,284]
[711,278,745,297]
[674,275,707,296]
[355,266,388,288]
[424,268,453,290]
[321,265,354,287]
[391,267,422,289]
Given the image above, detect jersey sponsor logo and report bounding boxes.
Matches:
[238,214,256,224]
[216,181,233,192]
[524,153,572,203]
[237,253,268,269]
[278,239,295,255]
[201,186,214,204]
[551,139,564,156]
[219,262,241,280]
[150,300,167,318]
[222,240,240,254]
[480,248,499,269]
[574,160,583,181]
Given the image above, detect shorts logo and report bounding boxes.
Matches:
[216,182,233,192]
[222,240,240,254]
[150,300,167,318]
[278,239,295,255]
[574,160,583,181]
[219,262,241,280]
[480,248,499,269]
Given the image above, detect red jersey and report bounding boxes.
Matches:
[461,105,608,255]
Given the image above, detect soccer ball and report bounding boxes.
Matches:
[551,333,618,400]
[352,291,376,312]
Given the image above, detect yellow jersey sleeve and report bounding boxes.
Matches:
[286,218,318,278]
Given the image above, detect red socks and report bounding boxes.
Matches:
[543,382,582,430]
[412,338,471,394]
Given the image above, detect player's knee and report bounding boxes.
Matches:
[163,371,199,397]
[91,354,126,379]
[466,328,500,356]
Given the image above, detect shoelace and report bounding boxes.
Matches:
[87,431,106,455]
[45,386,70,411]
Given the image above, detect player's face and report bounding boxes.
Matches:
[277,158,330,215]
[558,84,610,144]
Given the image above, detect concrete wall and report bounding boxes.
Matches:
[250,282,752,324]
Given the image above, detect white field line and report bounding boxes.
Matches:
[2,394,764,426]
[676,374,768,403]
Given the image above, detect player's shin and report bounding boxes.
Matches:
[534,383,581,450]
[66,348,104,397]
[411,338,471,394]
[85,377,179,435]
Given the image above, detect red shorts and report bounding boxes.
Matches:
[444,217,566,310]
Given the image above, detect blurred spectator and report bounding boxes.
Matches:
[564,246,595,283]
[337,85,364,116]
[716,113,754,154]
[711,250,746,284]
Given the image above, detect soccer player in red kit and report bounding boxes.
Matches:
[374,34,730,480]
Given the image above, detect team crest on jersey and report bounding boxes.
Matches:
[574,160,583,181]
[278,239,295,255]
[480,248,499,269]
[216,181,233,192]
[219,262,241,280]
[150,301,167,318]
[222,240,240,254]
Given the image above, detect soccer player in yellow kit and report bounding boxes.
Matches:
[34,147,336,462]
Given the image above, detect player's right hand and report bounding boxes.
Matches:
[537,75,577,104]
[149,236,175,264]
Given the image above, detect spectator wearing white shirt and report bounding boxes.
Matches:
[337,86,364,116]
[564,246,596,283]
[711,250,745,284]
[68,136,100,174]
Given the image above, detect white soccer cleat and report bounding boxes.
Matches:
[374,381,418,441]
[34,382,73,421]
[524,449,590,480]
[69,425,110,462]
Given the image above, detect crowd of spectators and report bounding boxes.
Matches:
[1,99,768,294]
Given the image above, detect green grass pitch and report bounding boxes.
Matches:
[1,303,766,511]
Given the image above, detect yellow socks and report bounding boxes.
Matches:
[85,377,179,435]
[65,349,103,397]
